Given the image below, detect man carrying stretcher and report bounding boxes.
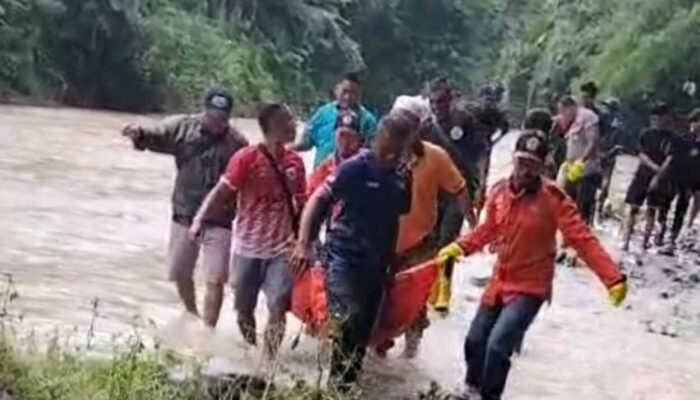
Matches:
[290,112,415,391]
[437,131,628,400]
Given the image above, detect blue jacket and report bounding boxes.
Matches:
[304,102,378,167]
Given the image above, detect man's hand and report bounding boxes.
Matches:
[289,242,313,278]
[465,207,478,229]
[121,123,143,141]
[188,218,203,241]
[437,242,464,263]
[608,280,628,307]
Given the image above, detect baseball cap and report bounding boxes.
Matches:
[514,131,547,162]
[335,109,360,132]
[204,87,234,115]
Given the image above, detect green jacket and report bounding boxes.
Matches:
[134,114,248,228]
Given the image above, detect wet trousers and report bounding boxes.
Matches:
[435,194,465,248]
[564,174,601,225]
[465,294,543,400]
[326,258,385,388]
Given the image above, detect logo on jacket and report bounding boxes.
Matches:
[450,126,464,140]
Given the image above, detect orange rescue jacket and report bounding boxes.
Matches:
[457,178,624,306]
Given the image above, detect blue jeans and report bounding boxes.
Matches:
[326,258,386,388]
[465,294,543,400]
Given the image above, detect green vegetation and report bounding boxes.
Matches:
[0,0,698,115]
[494,0,700,117]
[0,337,361,400]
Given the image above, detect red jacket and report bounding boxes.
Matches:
[457,178,623,306]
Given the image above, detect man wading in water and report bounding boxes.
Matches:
[438,132,628,400]
[383,96,476,358]
[290,113,415,391]
[193,103,306,358]
[121,87,247,328]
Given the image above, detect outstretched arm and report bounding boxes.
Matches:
[122,116,184,155]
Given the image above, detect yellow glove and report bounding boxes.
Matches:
[428,257,455,316]
[563,159,585,183]
[437,243,464,262]
[433,259,454,315]
[608,281,628,307]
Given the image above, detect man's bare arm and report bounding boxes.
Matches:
[190,180,235,237]
[639,152,661,172]
[289,186,334,277]
[297,186,334,249]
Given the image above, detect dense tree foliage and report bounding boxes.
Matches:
[0,0,698,116]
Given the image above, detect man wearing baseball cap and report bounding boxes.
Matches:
[306,109,364,197]
[121,86,247,328]
[437,131,627,400]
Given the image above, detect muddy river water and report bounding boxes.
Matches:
[1,105,700,399]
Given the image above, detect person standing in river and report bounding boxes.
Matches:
[121,87,247,329]
[293,72,378,168]
[289,112,415,390]
[622,103,676,252]
[191,102,306,358]
[438,131,628,400]
[380,96,476,358]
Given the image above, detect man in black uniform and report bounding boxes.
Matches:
[426,78,475,248]
[652,108,700,254]
[471,83,510,214]
[622,103,675,252]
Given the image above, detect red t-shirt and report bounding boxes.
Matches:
[223,145,306,258]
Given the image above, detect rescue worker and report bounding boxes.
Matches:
[556,95,601,225]
[191,103,306,357]
[650,108,700,254]
[580,82,624,223]
[471,82,511,213]
[306,109,364,197]
[439,131,628,400]
[522,108,554,178]
[121,87,247,328]
[597,98,626,219]
[381,96,476,358]
[293,72,378,167]
[425,78,478,248]
[290,113,415,390]
[622,103,675,251]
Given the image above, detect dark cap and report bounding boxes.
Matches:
[514,131,548,162]
[335,109,360,132]
[204,87,234,115]
[688,108,700,123]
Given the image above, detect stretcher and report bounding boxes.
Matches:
[290,258,442,345]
